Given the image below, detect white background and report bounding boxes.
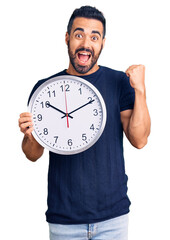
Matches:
[0,0,170,239]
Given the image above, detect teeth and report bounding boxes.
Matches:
[80,52,90,55]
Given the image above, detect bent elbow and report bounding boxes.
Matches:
[23,148,44,162]
[25,153,39,162]
[134,143,146,149]
[133,139,148,149]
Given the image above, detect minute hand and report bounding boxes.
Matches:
[62,99,95,118]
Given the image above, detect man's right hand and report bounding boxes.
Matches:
[18,112,34,138]
[18,112,44,161]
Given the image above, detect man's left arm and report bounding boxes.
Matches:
[120,65,151,149]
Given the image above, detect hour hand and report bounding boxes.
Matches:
[47,103,73,119]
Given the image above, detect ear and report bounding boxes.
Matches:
[102,37,106,49]
[65,32,70,45]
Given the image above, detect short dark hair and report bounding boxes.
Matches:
[67,6,106,39]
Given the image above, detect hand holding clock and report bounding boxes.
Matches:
[18,112,44,161]
[18,112,34,137]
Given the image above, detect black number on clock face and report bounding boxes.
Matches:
[47,90,56,97]
[37,114,42,121]
[90,124,95,130]
[60,84,70,92]
[93,109,98,116]
[78,88,82,95]
[43,128,48,135]
[41,101,50,108]
[54,136,58,143]
[68,139,73,146]
[82,133,87,141]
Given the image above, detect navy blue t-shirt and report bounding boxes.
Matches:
[28,66,135,224]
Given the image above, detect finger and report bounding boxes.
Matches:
[25,126,34,136]
[125,68,131,75]
[126,66,137,76]
[126,65,139,73]
[125,71,130,77]
[20,122,33,133]
[20,112,32,118]
[18,116,32,126]
[125,68,133,76]
[128,65,139,69]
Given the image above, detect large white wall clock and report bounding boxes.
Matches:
[28,75,107,155]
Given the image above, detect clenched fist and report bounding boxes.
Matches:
[125,65,145,92]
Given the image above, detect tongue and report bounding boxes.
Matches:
[78,53,89,62]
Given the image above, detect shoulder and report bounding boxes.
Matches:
[36,70,66,87]
[99,66,128,89]
[100,66,126,79]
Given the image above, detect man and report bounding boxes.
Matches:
[18,6,151,240]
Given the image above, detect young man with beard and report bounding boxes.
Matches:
[18,6,151,240]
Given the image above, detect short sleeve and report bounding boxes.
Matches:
[119,73,135,112]
[27,80,44,106]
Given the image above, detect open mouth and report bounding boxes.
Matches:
[77,52,91,64]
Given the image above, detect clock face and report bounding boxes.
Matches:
[28,75,107,155]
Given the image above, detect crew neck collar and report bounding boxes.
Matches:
[63,66,102,79]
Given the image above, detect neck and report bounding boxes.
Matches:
[66,63,99,76]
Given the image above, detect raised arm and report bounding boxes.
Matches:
[18,112,44,161]
[121,65,151,149]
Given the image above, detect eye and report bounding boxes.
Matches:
[75,33,83,39]
[91,36,99,41]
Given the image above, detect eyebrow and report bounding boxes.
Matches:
[92,30,101,37]
[73,28,101,37]
[73,27,84,33]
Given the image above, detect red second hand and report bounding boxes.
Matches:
[64,84,69,128]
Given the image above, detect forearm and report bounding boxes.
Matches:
[22,135,44,162]
[128,89,151,148]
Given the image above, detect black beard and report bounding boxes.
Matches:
[67,41,103,74]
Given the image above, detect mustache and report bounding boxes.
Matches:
[75,47,94,56]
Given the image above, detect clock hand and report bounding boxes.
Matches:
[61,99,95,119]
[47,103,73,119]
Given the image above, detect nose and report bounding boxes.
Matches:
[81,36,91,49]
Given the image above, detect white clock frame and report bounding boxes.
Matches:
[28,75,107,155]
